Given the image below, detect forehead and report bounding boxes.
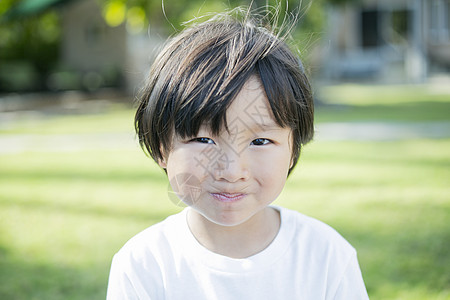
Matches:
[225,77,278,131]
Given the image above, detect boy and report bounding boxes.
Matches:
[107,10,369,300]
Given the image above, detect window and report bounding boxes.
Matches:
[361,10,383,48]
[391,9,411,42]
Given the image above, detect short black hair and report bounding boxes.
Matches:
[135,11,314,174]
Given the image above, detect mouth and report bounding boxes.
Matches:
[210,192,246,203]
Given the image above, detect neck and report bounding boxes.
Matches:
[187,207,281,259]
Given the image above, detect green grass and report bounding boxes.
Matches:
[0,102,135,135]
[1,141,448,299]
[0,150,177,300]
[0,84,449,299]
[316,84,450,122]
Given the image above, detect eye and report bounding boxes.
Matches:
[251,138,272,146]
[192,137,215,144]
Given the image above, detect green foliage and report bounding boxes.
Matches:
[0,10,61,91]
[0,0,21,15]
[0,11,60,62]
[97,0,329,36]
[0,0,334,92]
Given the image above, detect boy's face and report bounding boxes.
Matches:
[160,77,293,227]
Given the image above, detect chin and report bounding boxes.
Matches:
[201,210,255,228]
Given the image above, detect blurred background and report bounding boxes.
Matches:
[0,0,449,299]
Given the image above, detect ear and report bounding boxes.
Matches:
[158,158,167,169]
[289,153,295,169]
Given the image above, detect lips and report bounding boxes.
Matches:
[211,192,246,203]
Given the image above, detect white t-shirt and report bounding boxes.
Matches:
[107,206,369,299]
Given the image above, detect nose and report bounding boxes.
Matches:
[213,148,249,183]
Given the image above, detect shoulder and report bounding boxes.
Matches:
[276,207,368,298]
[114,209,186,264]
[278,206,356,257]
[107,211,186,299]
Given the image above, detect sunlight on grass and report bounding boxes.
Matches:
[315,84,450,122]
[1,140,449,299]
[0,149,179,300]
[318,84,450,105]
[0,103,135,135]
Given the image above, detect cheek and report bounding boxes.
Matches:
[166,148,211,195]
[253,164,288,203]
[250,150,291,195]
[168,172,202,206]
[166,151,206,206]
[167,151,200,178]
[252,148,292,174]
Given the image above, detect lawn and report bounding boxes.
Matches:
[0,84,449,299]
[315,84,450,123]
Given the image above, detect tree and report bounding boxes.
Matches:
[0,0,359,92]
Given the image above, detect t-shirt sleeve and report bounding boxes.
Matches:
[106,243,166,300]
[332,252,369,300]
[106,253,140,300]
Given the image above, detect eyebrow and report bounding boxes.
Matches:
[197,120,282,137]
[248,121,282,132]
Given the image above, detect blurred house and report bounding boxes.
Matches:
[59,0,165,93]
[61,0,166,93]
[322,0,450,83]
[58,0,126,91]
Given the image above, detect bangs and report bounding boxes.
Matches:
[168,21,284,140]
[135,15,314,173]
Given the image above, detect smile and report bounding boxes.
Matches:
[210,193,246,203]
